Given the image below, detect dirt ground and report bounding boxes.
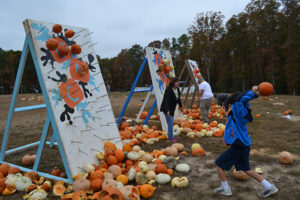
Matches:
[0,93,299,200]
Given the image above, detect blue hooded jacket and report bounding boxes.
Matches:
[224,91,258,146]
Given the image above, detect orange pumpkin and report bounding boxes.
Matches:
[98,187,124,200]
[91,178,102,191]
[258,82,274,96]
[51,168,61,176]
[122,144,133,152]
[90,170,104,180]
[57,45,69,57]
[114,149,124,162]
[0,164,9,176]
[65,29,75,38]
[120,122,130,130]
[0,179,5,194]
[155,164,167,174]
[181,151,188,155]
[192,148,205,157]
[72,190,87,200]
[140,111,148,119]
[209,121,217,127]
[52,24,62,33]
[213,130,223,137]
[8,166,20,174]
[140,184,155,199]
[71,44,82,55]
[116,175,128,185]
[104,142,116,152]
[125,159,134,168]
[166,169,173,176]
[106,155,118,166]
[46,38,59,51]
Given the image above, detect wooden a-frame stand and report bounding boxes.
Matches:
[178,60,203,108]
[0,35,73,183]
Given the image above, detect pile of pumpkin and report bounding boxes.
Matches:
[133,103,225,124]
[60,141,204,199]
[119,116,225,148]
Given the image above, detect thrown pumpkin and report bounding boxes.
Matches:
[258,82,274,96]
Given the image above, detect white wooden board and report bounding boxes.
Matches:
[145,47,175,131]
[187,59,202,82]
[23,19,122,175]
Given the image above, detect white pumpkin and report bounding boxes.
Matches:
[218,123,225,129]
[146,171,156,180]
[127,151,141,161]
[133,145,141,152]
[146,140,154,145]
[168,72,174,77]
[186,132,195,139]
[143,125,149,129]
[138,150,146,157]
[95,152,105,160]
[191,143,201,150]
[195,132,203,138]
[173,126,180,137]
[142,154,153,163]
[26,188,47,200]
[135,172,148,185]
[136,134,142,139]
[5,174,18,186]
[127,167,136,181]
[126,119,132,123]
[175,164,190,173]
[83,164,95,173]
[147,164,157,172]
[158,155,167,162]
[155,174,171,184]
[163,58,170,65]
[202,123,208,128]
[138,161,147,168]
[16,176,32,191]
[171,177,189,188]
[206,131,213,137]
[201,129,207,135]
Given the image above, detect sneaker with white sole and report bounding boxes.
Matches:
[258,184,278,198]
[214,186,232,196]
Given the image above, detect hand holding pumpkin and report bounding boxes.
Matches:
[252,86,260,96]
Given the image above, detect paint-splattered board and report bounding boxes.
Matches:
[187,59,202,81]
[23,19,121,175]
[145,47,175,131]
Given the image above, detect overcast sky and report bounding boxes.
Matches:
[0,0,250,58]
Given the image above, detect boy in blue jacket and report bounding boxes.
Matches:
[214,86,278,198]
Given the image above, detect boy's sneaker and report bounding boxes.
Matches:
[258,184,278,198]
[169,138,177,143]
[214,186,232,196]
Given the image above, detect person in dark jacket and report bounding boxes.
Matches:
[214,86,278,198]
[160,77,182,142]
[216,93,229,111]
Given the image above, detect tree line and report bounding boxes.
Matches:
[0,0,299,94]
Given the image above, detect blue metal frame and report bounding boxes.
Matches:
[142,100,157,125]
[28,35,72,181]
[117,57,160,126]
[0,35,29,160]
[15,104,46,112]
[0,35,73,183]
[117,57,148,125]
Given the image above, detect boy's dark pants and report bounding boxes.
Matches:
[215,139,250,171]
